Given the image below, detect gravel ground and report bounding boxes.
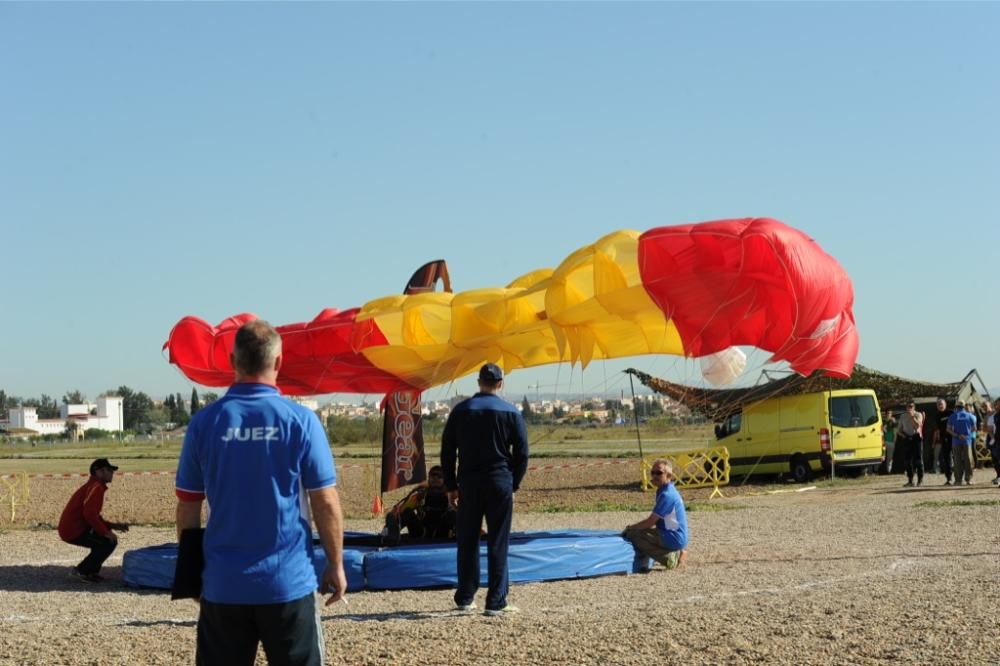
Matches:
[1,465,998,665]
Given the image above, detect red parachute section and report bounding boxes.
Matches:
[638,218,858,379]
[165,309,411,395]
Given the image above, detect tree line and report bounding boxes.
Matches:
[0,387,218,435]
[518,395,668,425]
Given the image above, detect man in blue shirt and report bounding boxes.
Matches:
[175,320,346,666]
[989,407,1000,485]
[624,459,689,573]
[441,363,529,617]
[947,400,978,485]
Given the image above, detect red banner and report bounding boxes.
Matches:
[380,390,426,493]
[379,260,451,493]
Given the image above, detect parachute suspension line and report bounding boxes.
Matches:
[552,361,566,440]
[628,372,646,463]
[602,360,609,398]
[827,376,836,482]
[554,361,563,407]
[369,394,384,516]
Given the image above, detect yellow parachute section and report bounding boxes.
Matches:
[357,230,684,389]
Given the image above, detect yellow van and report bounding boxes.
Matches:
[714,389,884,482]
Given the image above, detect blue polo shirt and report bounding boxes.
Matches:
[652,482,688,551]
[947,409,977,446]
[176,383,336,604]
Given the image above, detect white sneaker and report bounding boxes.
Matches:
[455,601,477,612]
[483,604,519,617]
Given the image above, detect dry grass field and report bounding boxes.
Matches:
[1,460,998,665]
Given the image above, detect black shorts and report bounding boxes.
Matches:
[197,593,323,666]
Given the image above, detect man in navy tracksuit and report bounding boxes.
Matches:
[441,363,529,616]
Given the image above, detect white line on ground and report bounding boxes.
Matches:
[0,557,932,627]
[676,557,921,603]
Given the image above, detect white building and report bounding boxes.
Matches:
[6,396,124,436]
[290,397,320,411]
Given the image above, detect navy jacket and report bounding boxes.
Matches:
[441,392,529,491]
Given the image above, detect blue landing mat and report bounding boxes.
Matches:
[122,529,634,592]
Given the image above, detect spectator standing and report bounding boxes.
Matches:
[978,401,998,484]
[990,409,1000,485]
[897,402,924,487]
[882,411,897,474]
[947,400,977,485]
[934,399,954,481]
[981,401,994,450]
[58,458,130,583]
[441,363,529,617]
[175,320,346,666]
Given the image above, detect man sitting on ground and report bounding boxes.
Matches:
[384,465,456,541]
[623,459,688,573]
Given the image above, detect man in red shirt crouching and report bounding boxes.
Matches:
[58,458,130,583]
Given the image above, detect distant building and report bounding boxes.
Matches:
[422,400,451,418]
[290,397,320,411]
[317,401,380,421]
[4,396,124,436]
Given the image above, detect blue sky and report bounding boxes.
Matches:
[2,2,998,405]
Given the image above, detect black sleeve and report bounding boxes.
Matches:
[171,528,204,601]
[510,413,530,492]
[441,413,459,491]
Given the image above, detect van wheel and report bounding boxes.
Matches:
[790,456,812,483]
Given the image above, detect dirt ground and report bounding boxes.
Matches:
[1,461,998,665]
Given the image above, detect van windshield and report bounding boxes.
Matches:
[829,395,880,428]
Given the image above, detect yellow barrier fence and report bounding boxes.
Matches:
[974,434,993,468]
[0,472,30,524]
[641,446,730,499]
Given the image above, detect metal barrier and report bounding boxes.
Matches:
[974,434,993,468]
[0,472,29,523]
[641,446,730,499]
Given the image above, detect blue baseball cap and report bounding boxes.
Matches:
[478,363,504,382]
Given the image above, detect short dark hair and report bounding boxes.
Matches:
[232,320,281,376]
[478,363,503,383]
[477,365,502,390]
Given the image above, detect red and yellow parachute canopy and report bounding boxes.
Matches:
[164,218,858,395]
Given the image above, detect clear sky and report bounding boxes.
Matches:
[2,2,998,406]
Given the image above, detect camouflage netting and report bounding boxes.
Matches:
[625,365,987,422]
